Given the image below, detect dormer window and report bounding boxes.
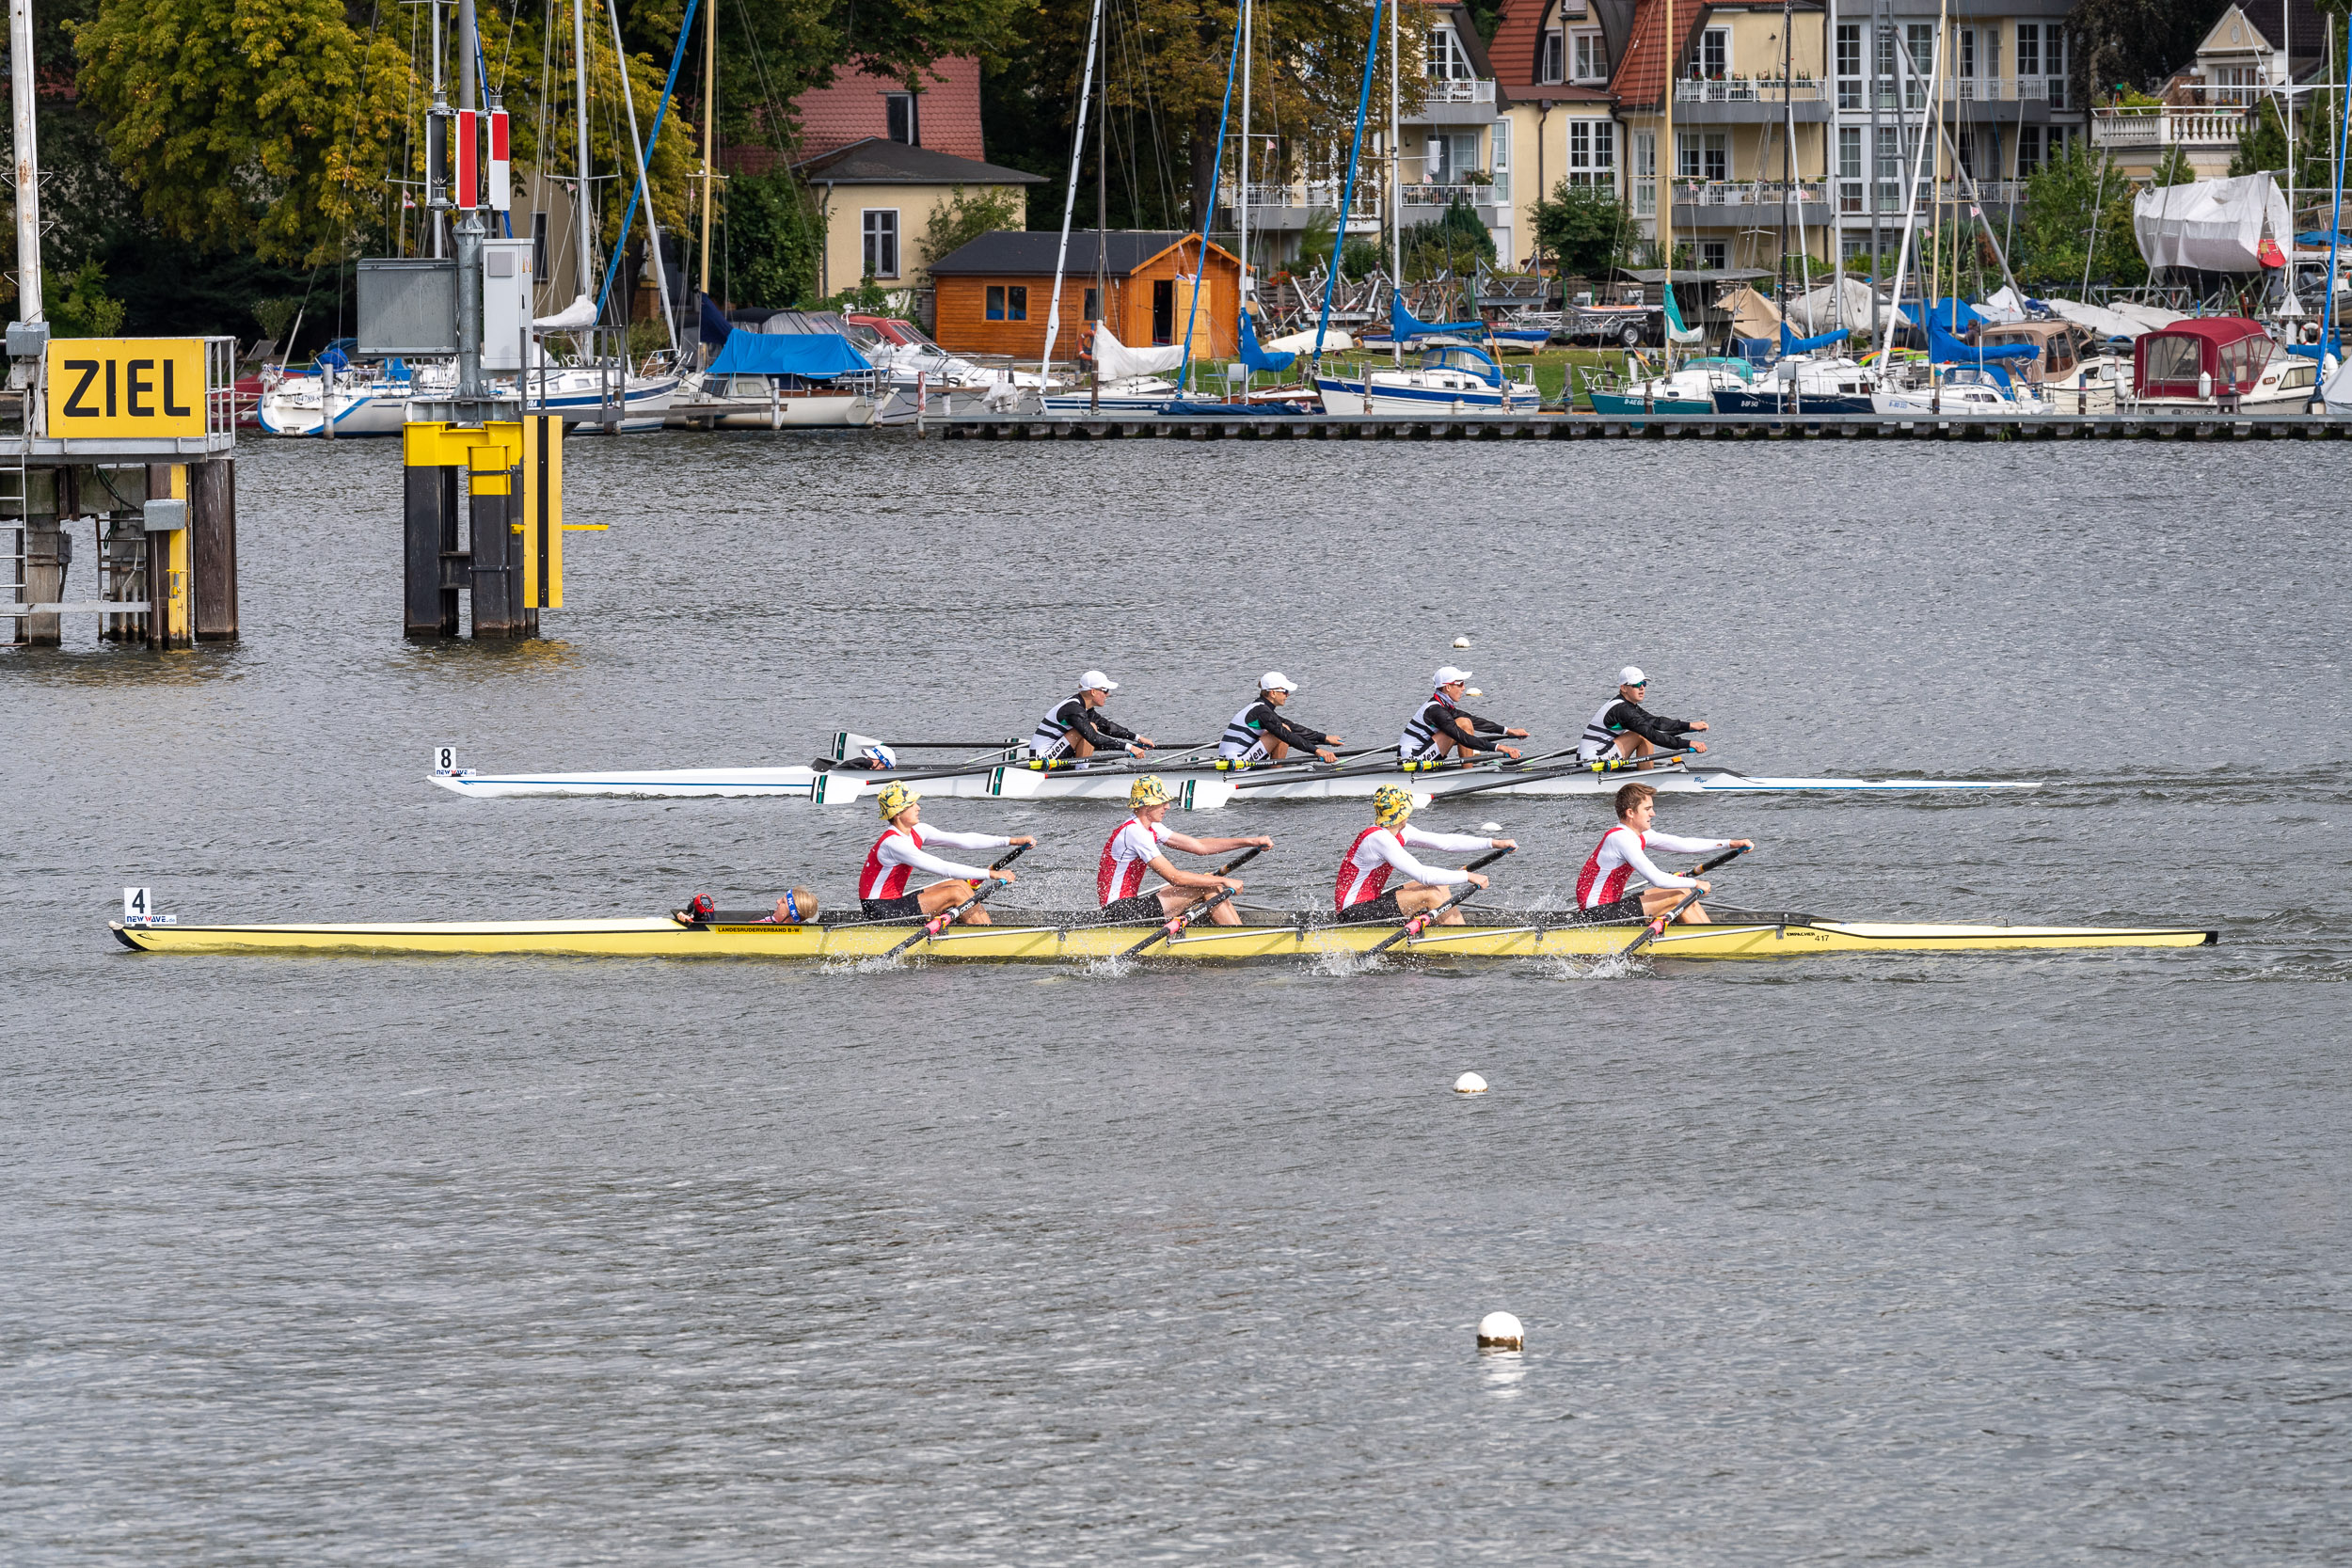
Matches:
[1573,29,1605,83]
[1689,26,1728,81]
[1541,27,1565,84]
[885,92,919,145]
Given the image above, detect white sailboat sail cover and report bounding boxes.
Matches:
[1093,325,1187,380]
[1262,326,1355,354]
[2133,174,2291,273]
[2030,295,2170,341]
[2326,356,2352,417]
[533,294,600,331]
[1784,277,1907,334]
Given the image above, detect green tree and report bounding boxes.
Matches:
[45,261,128,336]
[920,185,1025,276]
[1339,235,1383,279]
[723,168,824,307]
[1531,179,1631,277]
[1402,198,1494,279]
[2014,143,2145,290]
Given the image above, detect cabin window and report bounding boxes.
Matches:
[885,93,919,146]
[986,285,1005,320]
[862,210,899,277]
[1084,287,1101,322]
[1540,28,1564,84]
[1152,279,1175,343]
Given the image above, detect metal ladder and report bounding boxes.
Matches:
[0,449,26,637]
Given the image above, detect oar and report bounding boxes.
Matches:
[1422,749,1696,804]
[1361,847,1516,958]
[1616,846,1750,960]
[881,844,1032,958]
[1120,847,1266,958]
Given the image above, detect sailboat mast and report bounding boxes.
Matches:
[1041,0,1106,388]
[10,0,44,342]
[1661,0,1675,360]
[575,0,594,309]
[697,0,715,305]
[1238,0,1251,311]
[1094,17,1106,412]
[605,0,678,353]
[1390,0,1400,366]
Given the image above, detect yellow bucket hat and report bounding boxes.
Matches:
[1373,784,1415,827]
[1129,775,1171,808]
[875,782,919,821]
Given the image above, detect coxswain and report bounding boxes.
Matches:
[1333,786,1516,926]
[1098,776,1272,926]
[1397,666,1528,764]
[858,783,1035,925]
[1577,666,1709,765]
[1031,670,1155,763]
[1218,672,1342,766]
[1574,782,1753,926]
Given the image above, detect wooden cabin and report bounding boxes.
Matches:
[927,230,1244,361]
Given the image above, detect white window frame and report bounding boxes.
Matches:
[1571,28,1605,85]
[1567,118,1616,184]
[1540,27,1565,85]
[1427,26,1470,81]
[1633,130,1656,214]
[1692,26,1729,81]
[862,208,899,278]
[1488,117,1510,203]
[1836,24,1862,108]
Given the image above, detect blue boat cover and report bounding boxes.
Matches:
[2295,230,2349,247]
[1926,322,2038,365]
[1730,335,1777,364]
[1391,294,1484,339]
[1780,324,1851,354]
[707,332,872,378]
[1924,298,1991,335]
[1237,313,1295,373]
[699,293,733,346]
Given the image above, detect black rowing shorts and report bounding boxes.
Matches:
[1336,890,1405,925]
[861,894,925,921]
[1574,894,1645,924]
[1100,893,1168,923]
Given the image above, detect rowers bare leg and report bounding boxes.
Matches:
[1154,881,1248,927]
[1638,881,1712,926]
[1393,878,1487,927]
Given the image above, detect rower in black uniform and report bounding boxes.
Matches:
[1218,673,1342,766]
[1397,666,1528,764]
[1030,670,1155,762]
[1576,665,1710,766]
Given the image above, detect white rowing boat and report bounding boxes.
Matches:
[428,750,2041,806]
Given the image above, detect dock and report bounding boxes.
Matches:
[920,412,2352,442]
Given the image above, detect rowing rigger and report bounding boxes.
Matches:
[112,910,2214,961]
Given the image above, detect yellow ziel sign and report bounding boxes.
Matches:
[44,338,208,438]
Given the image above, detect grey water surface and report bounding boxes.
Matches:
[4,433,2347,1564]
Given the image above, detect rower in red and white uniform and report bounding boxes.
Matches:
[1332,785,1516,926]
[1098,775,1271,927]
[859,782,1035,925]
[1575,782,1754,926]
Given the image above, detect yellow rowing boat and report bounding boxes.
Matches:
[110,911,2217,961]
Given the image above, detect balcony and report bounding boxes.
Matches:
[1392,182,1505,210]
[1218,180,1383,232]
[1676,76,1825,103]
[1829,178,2023,216]
[1672,179,1832,228]
[2091,105,2249,150]
[1834,78,2071,113]
[1408,75,1499,125]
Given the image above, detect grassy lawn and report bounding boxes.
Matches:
[1518,347,1635,409]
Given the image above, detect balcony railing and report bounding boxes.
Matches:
[1840,77,2063,109]
[1402,182,1505,208]
[1676,76,1825,103]
[1222,180,1382,216]
[1420,77,1496,104]
[1674,179,1827,209]
[2091,106,2249,149]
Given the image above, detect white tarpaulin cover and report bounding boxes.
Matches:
[1783,277,1908,334]
[2032,295,2166,341]
[2133,174,2290,273]
[1979,286,2031,324]
[2326,356,2352,416]
[532,294,599,331]
[1262,326,1356,354]
[1093,325,1186,381]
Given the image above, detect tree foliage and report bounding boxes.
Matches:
[1402,198,1494,278]
[920,184,1025,274]
[722,168,823,308]
[2012,144,2148,290]
[1532,179,1632,277]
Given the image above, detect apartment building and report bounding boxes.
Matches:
[1489,0,1628,266]
[1829,3,2089,271]
[2090,1,2328,182]
[1398,6,1522,262]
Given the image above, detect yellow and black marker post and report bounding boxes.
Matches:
[401,414,566,638]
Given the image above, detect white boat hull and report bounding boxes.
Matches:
[1313,375,1542,417]
[258,384,414,436]
[432,758,2040,805]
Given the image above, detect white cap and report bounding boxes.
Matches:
[1434,665,1472,686]
[1619,665,1647,687]
[1079,670,1118,691]
[1259,671,1299,692]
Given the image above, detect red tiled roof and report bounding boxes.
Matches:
[1486,0,1616,103]
[1612,0,1711,113]
[795,56,985,162]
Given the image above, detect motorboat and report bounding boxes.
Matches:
[2129,318,2319,412]
[1871,366,2050,417]
[664,331,878,428]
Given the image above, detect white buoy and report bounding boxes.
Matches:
[1465,688,1483,697]
[1454,1071,1487,1095]
[1477,821,1501,833]
[1477,1310,1524,1350]
[1453,635,1471,648]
